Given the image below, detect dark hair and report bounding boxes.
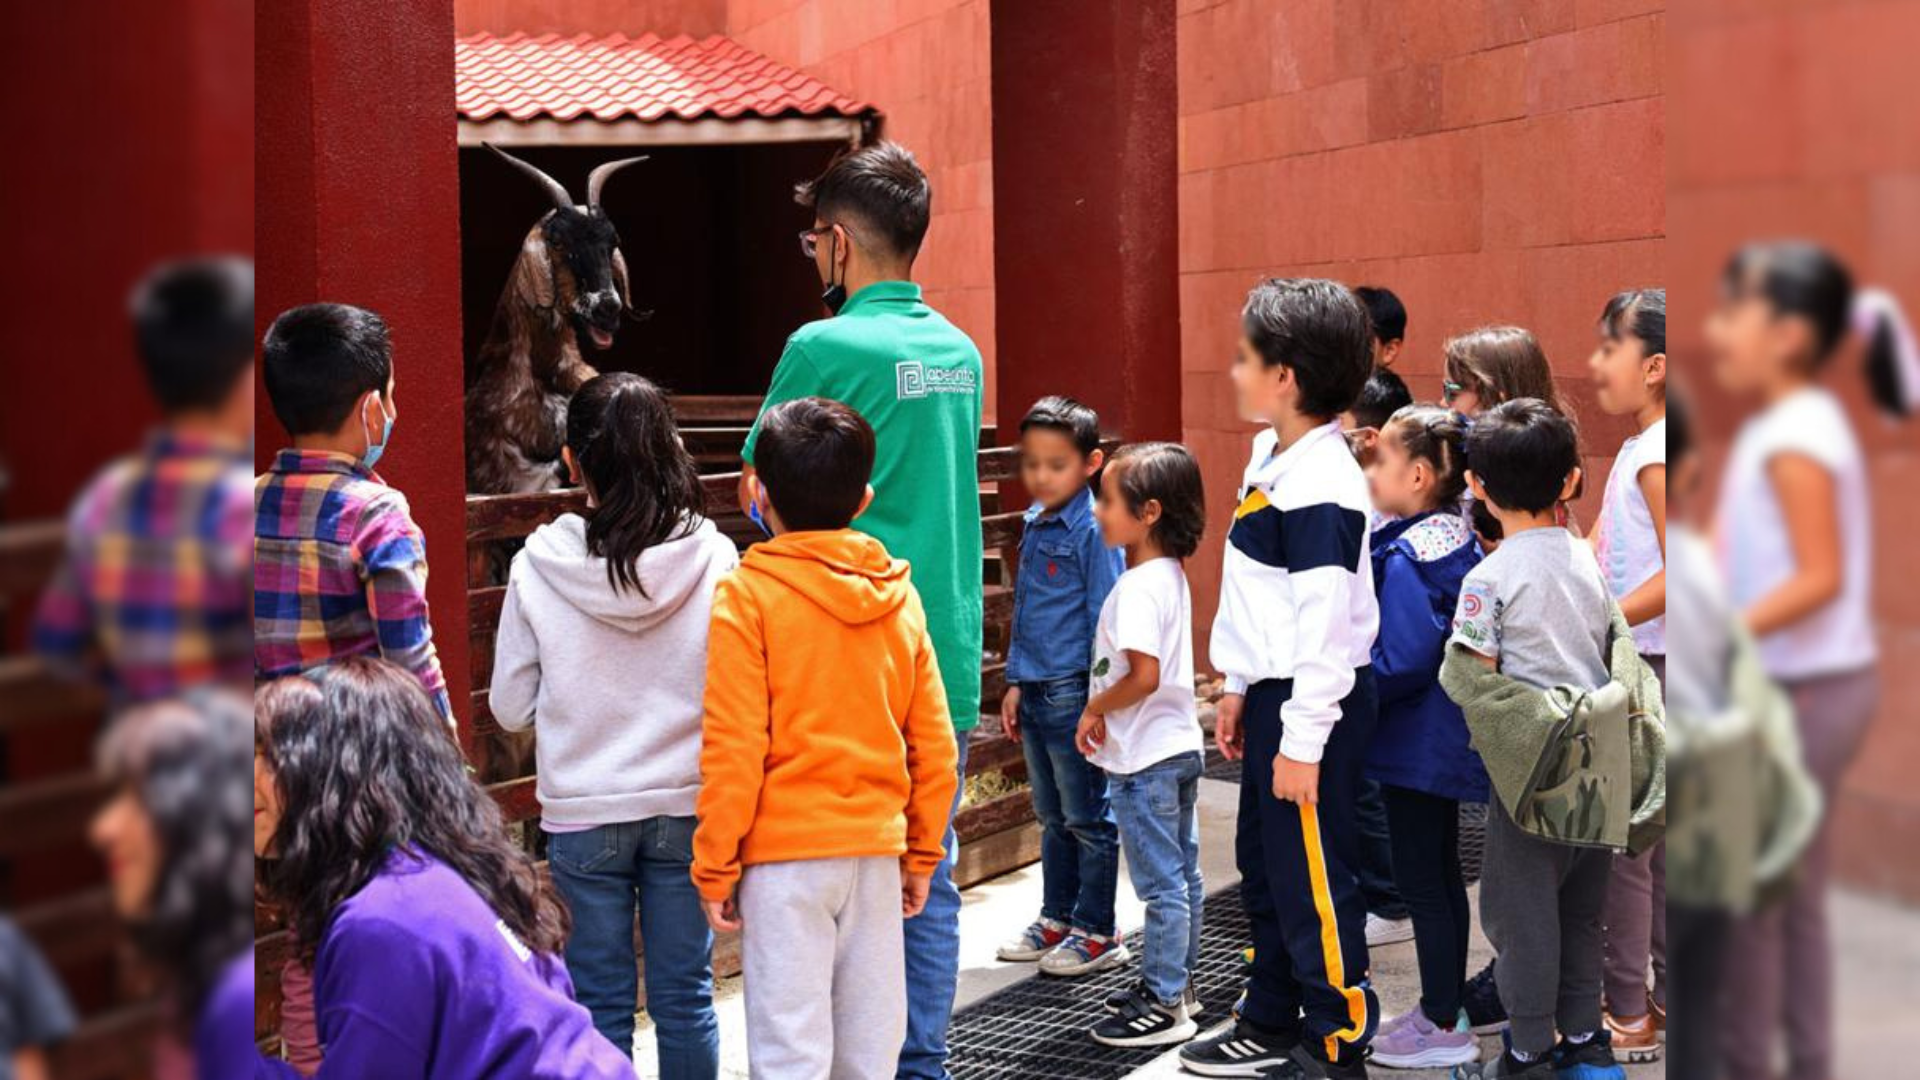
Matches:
[99,692,254,1034]
[1669,384,1693,463]
[565,373,706,596]
[1019,395,1102,457]
[1106,442,1206,559]
[130,257,255,414]
[1600,287,1666,356]
[1349,367,1413,430]
[1465,398,1581,513]
[1352,285,1408,343]
[1470,496,1504,544]
[256,658,569,968]
[1384,404,1469,508]
[262,303,393,435]
[1443,325,1573,416]
[755,397,877,531]
[1722,241,1853,365]
[1241,278,1376,419]
[796,141,932,263]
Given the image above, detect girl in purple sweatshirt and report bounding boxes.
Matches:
[253,658,632,1079]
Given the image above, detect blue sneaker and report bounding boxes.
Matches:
[1549,1030,1626,1080]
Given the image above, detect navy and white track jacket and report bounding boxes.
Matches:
[1209,422,1380,764]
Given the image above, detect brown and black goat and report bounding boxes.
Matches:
[466,143,648,495]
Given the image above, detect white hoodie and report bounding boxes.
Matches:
[491,512,739,827]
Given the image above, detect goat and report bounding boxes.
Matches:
[466,144,647,495]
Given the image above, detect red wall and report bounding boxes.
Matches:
[456,0,727,37]
[727,0,999,419]
[1175,0,1665,649]
[256,0,473,732]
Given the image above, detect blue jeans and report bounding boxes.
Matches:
[1018,677,1120,936]
[1109,751,1206,1004]
[898,736,968,1079]
[548,816,719,1079]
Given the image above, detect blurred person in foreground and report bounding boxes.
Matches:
[87,692,255,1080]
[1706,241,1912,1080]
[1663,386,1822,1080]
[31,257,255,703]
[0,915,78,1080]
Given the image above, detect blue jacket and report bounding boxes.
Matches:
[1367,510,1490,803]
[1005,488,1125,684]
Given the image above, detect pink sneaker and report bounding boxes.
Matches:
[1369,1009,1480,1070]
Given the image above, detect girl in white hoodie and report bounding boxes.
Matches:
[491,373,738,1076]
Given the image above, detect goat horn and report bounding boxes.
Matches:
[485,142,574,212]
[587,155,649,210]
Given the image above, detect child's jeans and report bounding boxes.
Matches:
[1017,676,1120,937]
[1381,785,1469,1027]
[548,816,719,1078]
[738,855,907,1079]
[1108,750,1205,1003]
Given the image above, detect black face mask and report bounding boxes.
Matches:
[821,230,848,315]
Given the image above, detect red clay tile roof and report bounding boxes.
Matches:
[456,32,875,123]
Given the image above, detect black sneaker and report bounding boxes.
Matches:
[1448,1047,1555,1079]
[1177,1018,1299,1076]
[1549,1030,1627,1079]
[1462,961,1508,1035]
[1090,985,1198,1048]
[1253,1043,1370,1078]
[1104,977,1203,1018]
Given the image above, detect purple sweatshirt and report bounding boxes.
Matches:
[254,850,630,1079]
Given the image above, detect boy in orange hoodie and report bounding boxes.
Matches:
[694,396,961,1078]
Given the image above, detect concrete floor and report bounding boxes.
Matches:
[627,774,1911,1077]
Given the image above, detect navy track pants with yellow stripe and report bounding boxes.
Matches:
[1236,670,1380,1066]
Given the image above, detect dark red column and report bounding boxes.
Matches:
[257,0,472,731]
[988,0,1182,447]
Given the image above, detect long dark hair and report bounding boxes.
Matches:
[256,658,570,966]
[1722,241,1852,365]
[99,692,255,1031]
[565,372,706,596]
[1600,287,1666,356]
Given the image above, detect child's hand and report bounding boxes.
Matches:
[1000,686,1022,742]
[902,870,933,918]
[1271,752,1320,805]
[701,895,742,933]
[1214,693,1246,761]
[1074,711,1106,757]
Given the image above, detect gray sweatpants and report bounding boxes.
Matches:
[738,856,907,1079]
[1481,801,1612,1055]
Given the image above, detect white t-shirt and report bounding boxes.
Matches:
[1089,557,1202,775]
[1715,387,1876,680]
[1593,417,1668,655]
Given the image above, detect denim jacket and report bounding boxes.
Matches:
[1005,488,1125,684]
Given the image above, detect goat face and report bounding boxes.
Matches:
[541,206,632,354]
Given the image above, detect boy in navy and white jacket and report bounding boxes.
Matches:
[1179,279,1382,1080]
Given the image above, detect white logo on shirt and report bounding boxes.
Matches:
[896,359,976,400]
[495,918,533,963]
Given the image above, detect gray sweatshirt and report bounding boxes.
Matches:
[491,512,739,827]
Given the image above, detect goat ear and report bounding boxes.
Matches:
[513,228,557,310]
[611,246,632,311]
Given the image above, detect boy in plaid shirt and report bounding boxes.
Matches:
[33,258,255,704]
[253,302,450,720]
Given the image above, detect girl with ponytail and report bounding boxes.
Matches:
[491,372,737,1076]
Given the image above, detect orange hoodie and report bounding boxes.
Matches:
[691,529,959,901]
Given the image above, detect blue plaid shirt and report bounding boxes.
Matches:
[1005,488,1125,684]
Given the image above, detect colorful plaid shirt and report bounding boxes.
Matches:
[253,449,452,719]
[31,430,254,703]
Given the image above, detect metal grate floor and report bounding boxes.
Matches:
[949,888,1254,1079]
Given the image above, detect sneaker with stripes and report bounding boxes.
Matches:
[1038,930,1131,976]
[1103,977,1202,1019]
[1088,985,1197,1048]
[1175,1018,1298,1076]
[995,916,1069,962]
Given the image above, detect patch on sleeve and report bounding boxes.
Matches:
[1450,579,1501,656]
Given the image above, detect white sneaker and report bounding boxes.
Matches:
[1365,913,1414,947]
[1039,931,1132,976]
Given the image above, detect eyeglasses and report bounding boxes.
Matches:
[1441,379,1470,403]
[797,223,851,259]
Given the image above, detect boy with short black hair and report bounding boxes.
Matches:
[996,396,1129,977]
[1183,278,1382,1080]
[254,302,450,720]
[695,396,959,1079]
[1353,285,1408,369]
[1446,398,1625,1080]
[34,257,255,704]
[1339,365,1413,471]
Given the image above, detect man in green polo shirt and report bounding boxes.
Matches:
[740,141,982,1080]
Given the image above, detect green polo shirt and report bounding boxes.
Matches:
[743,281,985,732]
